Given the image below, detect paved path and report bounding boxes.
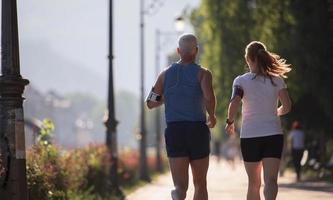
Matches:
[127,159,333,200]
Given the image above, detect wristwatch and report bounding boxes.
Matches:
[226,118,234,125]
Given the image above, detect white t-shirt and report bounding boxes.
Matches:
[290,129,305,149]
[233,72,287,138]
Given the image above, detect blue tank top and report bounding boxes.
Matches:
[163,63,206,123]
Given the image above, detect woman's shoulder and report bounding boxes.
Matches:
[272,75,287,89]
[233,72,251,86]
[272,75,285,81]
[235,72,253,81]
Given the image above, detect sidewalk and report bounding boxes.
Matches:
[127,159,333,200]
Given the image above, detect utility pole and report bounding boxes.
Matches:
[139,0,150,181]
[154,29,163,172]
[105,0,123,197]
[153,20,184,172]
[0,0,29,199]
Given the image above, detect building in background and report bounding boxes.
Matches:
[23,85,100,149]
[23,85,140,150]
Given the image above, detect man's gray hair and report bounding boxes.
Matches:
[178,33,198,55]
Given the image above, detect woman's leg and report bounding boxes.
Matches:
[262,158,280,200]
[190,156,209,200]
[169,157,190,200]
[244,161,262,200]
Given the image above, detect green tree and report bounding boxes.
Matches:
[191,0,253,119]
[191,0,333,141]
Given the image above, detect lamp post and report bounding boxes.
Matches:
[154,16,184,172]
[105,0,123,196]
[0,0,29,199]
[154,30,177,173]
[154,29,163,172]
[139,0,150,181]
[139,0,186,179]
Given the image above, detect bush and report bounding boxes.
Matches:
[27,143,134,199]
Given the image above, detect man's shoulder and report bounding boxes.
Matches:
[198,66,211,74]
[197,66,212,81]
[162,64,175,76]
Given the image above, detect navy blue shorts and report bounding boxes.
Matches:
[240,134,284,162]
[164,121,210,160]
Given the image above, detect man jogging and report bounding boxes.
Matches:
[146,33,216,200]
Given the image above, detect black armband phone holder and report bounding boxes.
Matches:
[230,85,244,101]
[145,87,162,102]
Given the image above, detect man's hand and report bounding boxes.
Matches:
[225,123,235,135]
[206,115,216,128]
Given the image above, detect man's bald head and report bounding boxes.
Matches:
[178,33,198,55]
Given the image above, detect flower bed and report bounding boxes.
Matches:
[23,119,168,199]
[26,144,167,200]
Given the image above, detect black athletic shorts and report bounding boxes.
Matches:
[164,121,210,160]
[240,134,284,162]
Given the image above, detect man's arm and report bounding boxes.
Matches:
[200,68,216,128]
[146,70,165,109]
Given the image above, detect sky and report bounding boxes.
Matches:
[13,0,201,98]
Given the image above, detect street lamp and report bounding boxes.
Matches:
[105,0,123,197]
[139,0,150,182]
[139,0,186,180]
[175,16,185,33]
[154,18,185,172]
[0,0,29,199]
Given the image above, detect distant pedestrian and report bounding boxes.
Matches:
[225,41,292,200]
[290,121,305,181]
[224,133,239,169]
[212,129,224,163]
[146,33,216,200]
[213,139,222,163]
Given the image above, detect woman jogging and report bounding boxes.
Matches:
[225,41,292,200]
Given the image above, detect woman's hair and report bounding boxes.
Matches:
[245,41,291,79]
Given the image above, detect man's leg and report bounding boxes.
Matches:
[190,156,209,200]
[244,161,262,200]
[263,158,280,200]
[169,157,190,200]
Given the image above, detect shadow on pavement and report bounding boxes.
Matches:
[279,181,333,193]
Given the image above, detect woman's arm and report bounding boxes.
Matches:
[227,96,241,122]
[277,88,291,116]
[146,71,165,109]
[225,96,242,135]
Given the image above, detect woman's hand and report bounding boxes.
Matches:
[225,123,235,135]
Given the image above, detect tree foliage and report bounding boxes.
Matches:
[191,0,333,136]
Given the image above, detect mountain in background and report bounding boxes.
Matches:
[20,40,107,99]
[18,40,142,149]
